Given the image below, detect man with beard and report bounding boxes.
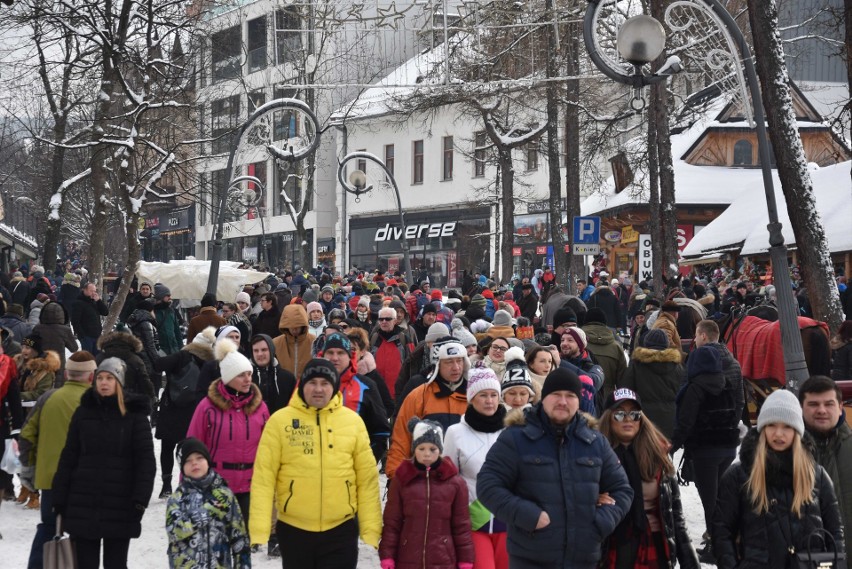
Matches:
[558,326,604,416]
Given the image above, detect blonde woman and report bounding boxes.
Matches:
[713,390,845,569]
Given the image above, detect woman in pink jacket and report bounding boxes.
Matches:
[186,338,269,521]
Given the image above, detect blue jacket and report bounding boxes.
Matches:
[476,406,632,568]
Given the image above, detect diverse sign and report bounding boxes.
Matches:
[572,216,601,255]
[374,221,457,242]
[638,234,653,281]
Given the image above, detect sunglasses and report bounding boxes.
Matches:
[378,317,394,322]
[612,410,642,422]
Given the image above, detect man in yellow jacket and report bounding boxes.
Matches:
[250,357,381,567]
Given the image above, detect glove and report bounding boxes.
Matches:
[20,465,36,492]
[458,564,474,569]
[380,559,395,569]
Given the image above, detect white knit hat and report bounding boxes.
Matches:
[467,366,502,402]
[235,291,251,305]
[757,389,804,437]
[427,339,470,383]
[192,326,217,348]
[215,339,253,385]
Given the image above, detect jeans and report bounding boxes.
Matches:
[27,489,55,569]
[276,518,358,569]
[75,537,131,569]
[691,448,736,536]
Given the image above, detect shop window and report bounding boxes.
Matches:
[474,131,487,178]
[211,168,238,223]
[211,95,240,155]
[275,8,301,66]
[247,17,267,73]
[609,151,634,194]
[526,139,539,171]
[357,150,367,177]
[247,161,267,218]
[442,136,454,180]
[413,140,424,184]
[272,87,298,141]
[211,25,241,82]
[384,144,394,178]
[733,139,753,166]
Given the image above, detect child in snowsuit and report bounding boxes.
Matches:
[166,438,251,569]
[380,417,474,569]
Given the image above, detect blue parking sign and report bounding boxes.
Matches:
[572,216,601,255]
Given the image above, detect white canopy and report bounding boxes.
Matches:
[135,260,271,305]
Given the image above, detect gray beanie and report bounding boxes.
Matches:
[408,416,444,454]
[425,322,449,343]
[757,389,804,437]
[492,309,513,327]
[96,357,127,387]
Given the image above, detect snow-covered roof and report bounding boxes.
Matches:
[0,222,37,250]
[798,81,850,131]
[682,161,852,257]
[330,43,447,122]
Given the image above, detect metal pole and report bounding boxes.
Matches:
[704,0,809,391]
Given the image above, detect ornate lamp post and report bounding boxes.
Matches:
[206,98,321,295]
[337,151,415,286]
[225,174,267,265]
[583,0,809,390]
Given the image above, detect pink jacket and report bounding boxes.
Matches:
[186,379,269,494]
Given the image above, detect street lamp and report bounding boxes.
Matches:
[337,152,415,287]
[226,175,268,266]
[583,0,809,391]
[206,98,321,295]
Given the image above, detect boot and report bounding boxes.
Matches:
[15,487,31,505]
[267,535,280,558]
[25,491,40,510]
[2,487,16,501]
[158,483,172,500]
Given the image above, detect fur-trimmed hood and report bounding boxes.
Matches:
[631,346,683,364]
[27,350,61,373]
[697,293,715,307]
[206,378,264,415]
[503,404,598,430]
[97,330,143,353]
[182,341,215,362]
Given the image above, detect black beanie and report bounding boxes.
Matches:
[177,437,212,470]
[201,292,217,308]
[584,307,607,325]
[687,345,722,379]
[299,358,340,403]
[22,333,43,354]
[552,307,578,330]
[541,368,583,400]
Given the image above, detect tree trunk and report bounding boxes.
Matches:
[545,0,568,286]
[499,147,515,285]
[650,0,679,288]
[564,18,585,288]
[846,0,852,186]
[41,122,67,269]
[647,112,664,296]
[747,0,844,333]
[103,195,141,333]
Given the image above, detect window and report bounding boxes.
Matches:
[210,95,240,154]
[275,8,302,65]
[247,162,267,219]
[211,25,241,82]
[356,150,367,177]
[247,17,268,73]
[526,139,539,171]
[442,136,454,180]
[273,87,298,141]
[211,169,238,223]
[384,144,394,178]
[248,89,266,112]
[412,140,424,184]
[733,139,753,166]
[474,131,487,177]
[274,159,308,216]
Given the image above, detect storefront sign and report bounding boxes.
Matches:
[638,234,653,281]
[388,257,399,273]
[374,222,457,242]
[317,238,335,267]
[512,247,522,256]
[527,198,565,213]
[447,251,458,287]
[621,225,639,244]
[536,245,547,255]
[160,207,194,237]
[514,214,549,243]
[145,217,159,229]
[604,230,621,243]
[242,246,257,261]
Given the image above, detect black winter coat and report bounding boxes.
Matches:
[516,292,538,321]
[713,429,845,569]
[96,332,155,402]
[252,307,282,339]
[154,343,214,441]
[71,295,109,338]
[51,389,156,540]
[831,341,852,380]
[618,347,683,440]
[477,407,633,568]
[10,279,30,307]
[586,287,624,329]
[58,283,80,313]
[126,309,161,387]
[33,302,78,379]
[670,368,740,454]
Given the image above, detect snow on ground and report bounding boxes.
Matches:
[1,440,717,567]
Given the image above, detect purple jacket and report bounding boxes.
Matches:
[186,379,269,494]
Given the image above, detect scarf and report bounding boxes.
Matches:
[464,404,507,433]
[613,444,646,541]
[356,311,369,322]
[765,447,794,489]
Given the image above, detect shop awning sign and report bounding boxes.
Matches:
[621,225,639,244]
[572,216,600,255]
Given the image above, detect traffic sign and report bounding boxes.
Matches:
[572,216,601,255]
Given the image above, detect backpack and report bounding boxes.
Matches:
[167,359,201,408]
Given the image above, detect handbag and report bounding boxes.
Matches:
[791,529,845,569]
[43,514,76,569]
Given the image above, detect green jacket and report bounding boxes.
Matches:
[582,321,627,402]
[154,302,183,355]
[810,420,852,558]
[20,380,90,489]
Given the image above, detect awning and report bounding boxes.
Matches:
[679,253,725,266]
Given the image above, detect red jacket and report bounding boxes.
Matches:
[370,328,413,399]
[380,458,474,569]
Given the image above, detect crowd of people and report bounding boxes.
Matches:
[0,261,850,569]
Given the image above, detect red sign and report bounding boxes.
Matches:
[388,257,399,274]
[512,247,522,256]
[536,246,547,255]
[145,217,159,229]
[677,225,695,276]
[447,250,458,287]
[564,244,571,253]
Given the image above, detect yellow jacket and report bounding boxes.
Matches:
[249,390,381,547]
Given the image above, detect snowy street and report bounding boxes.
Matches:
[1,439,716,568]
